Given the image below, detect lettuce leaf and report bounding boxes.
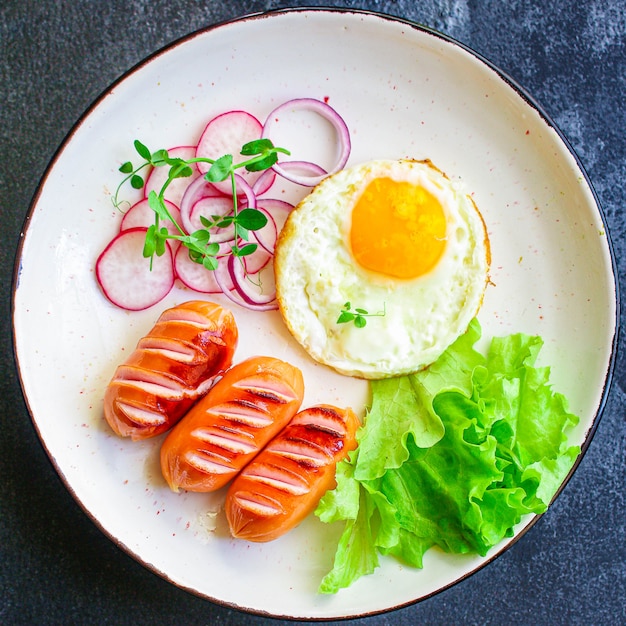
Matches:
[353,318,485,482]
[315,319,580,594]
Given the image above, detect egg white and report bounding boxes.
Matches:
[274,159,490,379]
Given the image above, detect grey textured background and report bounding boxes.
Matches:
[2,1,625,624]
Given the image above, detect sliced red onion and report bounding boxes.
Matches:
[179,174,224,234]
[256,198,294,239]
[232,173,257,209]
[250,206,278,255]
[272,160,328,184]
[223,255,278,311]
[262,98,351,187]
[212,257,273,311]
[251,167,277,196]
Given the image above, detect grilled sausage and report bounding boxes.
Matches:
[160,355,305,492]
[103,300,237,440]
[225,404,359,542]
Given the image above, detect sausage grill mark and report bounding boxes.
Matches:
[116,402,167,427]
[137,335,199,363]
[158,308,222,326]
[244,462,311,496]
[290,405,346,435]
[205,401,274,428]
[115,365,186,391]
[232,492,284,517]
[232,375,298,404]
[184,451,234,474]
[270,437,332,468]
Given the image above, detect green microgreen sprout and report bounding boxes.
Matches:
[336,301,386,328]
[113,138,290,271]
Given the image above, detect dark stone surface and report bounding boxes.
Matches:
[1,1,624,624]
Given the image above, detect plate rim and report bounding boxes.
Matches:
[11,6,621,620]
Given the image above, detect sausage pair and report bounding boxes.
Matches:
[160,354,358,542]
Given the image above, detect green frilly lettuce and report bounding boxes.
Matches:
[315,319,580,594]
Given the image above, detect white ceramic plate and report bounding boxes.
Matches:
[13,9,617,619]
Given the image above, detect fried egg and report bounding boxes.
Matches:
[274,159,490,379]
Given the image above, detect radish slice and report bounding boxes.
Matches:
[262,98,351,187]
[188,196,237,242]
[96,227,174,310]
[174,246,234,294]
[144,146,200,206]
[120,198,182,238]
[196,110,264,194]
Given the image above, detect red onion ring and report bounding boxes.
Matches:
[262,98,351,187]
[211,255,278,311]
[232,173,257,209]
[250,207,278,254]
[251,167,277,196]
[273,160,327,181]
[227,255,278,310]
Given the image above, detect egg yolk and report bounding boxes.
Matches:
[350,177,447,279]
